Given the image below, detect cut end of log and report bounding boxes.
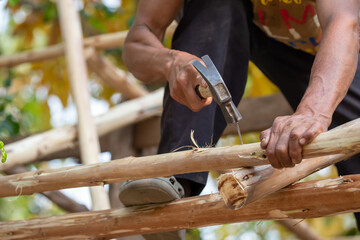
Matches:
[218,173,247,210]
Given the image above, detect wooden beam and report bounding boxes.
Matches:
[86,48,148,99]
[1,117,360,198]
[134,93,293,149]
[0,88,163,171]
[0,22,177,68]
[4,166,88,213]
[57,0,109,210]
[1,174,360,239]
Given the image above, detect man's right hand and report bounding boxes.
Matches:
[167,50,213,112]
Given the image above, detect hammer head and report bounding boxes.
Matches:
[192,55,242,124]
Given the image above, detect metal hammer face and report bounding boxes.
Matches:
[192,55,242,124]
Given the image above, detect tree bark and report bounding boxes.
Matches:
[0,88,163,171]
[57,0,109,210]
[86,48,148,99]
[0,22,177,68]
[1,117,360,198]
[1,174,360,240]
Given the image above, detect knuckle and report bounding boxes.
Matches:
[276,145,288,154]
[290,130,302,140]
[177,74,188,87]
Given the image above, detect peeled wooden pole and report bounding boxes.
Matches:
[1,118,360,198]
[1,175,360,239]
[57,0,109,210]
[0,22,177,68]
[218,118,360,210]
[5,166,89,213]
[0,88,163,171]
[86,48,148,99]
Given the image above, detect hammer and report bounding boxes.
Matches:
[192,55,243,143]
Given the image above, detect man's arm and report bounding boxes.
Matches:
[260,0,360,168]
[122,0,212,111]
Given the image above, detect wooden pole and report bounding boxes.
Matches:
[0,22,177,68]
[86,48,148,99]
[218,117,360,210]
[218,155,349,210]
[1,175,360,239]
[5,166,89,213]
[1,116,360,197]
[57,0,109,210]
[0,88,163,171]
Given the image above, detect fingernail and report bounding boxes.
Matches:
[299,138,306,145]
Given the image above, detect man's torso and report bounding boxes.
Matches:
[252,0,321,54]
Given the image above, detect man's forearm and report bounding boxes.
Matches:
[122,24,173,84]
[296,16,359,121]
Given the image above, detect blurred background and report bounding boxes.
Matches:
[0,0,359,239]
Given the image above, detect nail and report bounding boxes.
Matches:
[299,138,306,145]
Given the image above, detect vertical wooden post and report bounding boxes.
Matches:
[57,0,110,210]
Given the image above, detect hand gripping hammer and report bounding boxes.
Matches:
[192,55,243,143]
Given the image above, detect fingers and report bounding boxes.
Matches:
[266,117,286,169]
[289,126,307,164]
[265,116,326,169]
[169,56,213,112]
[260,128,271,149]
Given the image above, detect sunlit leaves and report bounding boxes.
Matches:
[0,141,6,163]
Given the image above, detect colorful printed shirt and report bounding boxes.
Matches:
[251,0,321,54]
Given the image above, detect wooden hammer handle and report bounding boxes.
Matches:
[196,85,212,99]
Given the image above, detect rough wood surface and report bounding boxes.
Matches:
[86,48,148,99]
[1,175,360,240]
[0,22,177,68]
[0,89,163,171]
[134,93,293,149]
[1,117,360,198]
[218,118,360,209]
[57,0,109,210]
[5,166,88,213]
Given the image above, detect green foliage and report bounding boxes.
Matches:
[8,0,19,7]
[186,229,201,240]
[0,141,7,163]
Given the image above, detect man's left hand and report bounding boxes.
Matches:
[260,113,331,168]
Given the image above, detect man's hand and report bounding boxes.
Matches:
[260,112,331,168]
[167,50,212,112]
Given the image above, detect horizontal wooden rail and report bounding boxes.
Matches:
[1,174,360,239]
[0,117,359,198]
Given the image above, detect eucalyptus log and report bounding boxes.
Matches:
[218,154,350,210]
[218,117,360,209]
[1,117,360,197]
[58,0,110,210]
[1,175,360,240]
[5,166,88,213]
[134,93,293,149]
[0,22,177,68]
[0,88,163,171]
[86,48,148,99]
